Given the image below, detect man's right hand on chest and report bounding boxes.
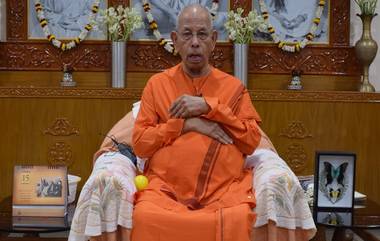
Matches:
[169,95,210,119]
[182,118,233,145]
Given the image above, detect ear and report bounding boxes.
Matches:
[171,31,178,49]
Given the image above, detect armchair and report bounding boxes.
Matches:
[68,102,316,241]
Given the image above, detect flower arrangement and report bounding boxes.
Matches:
[355,0,378,15]
[224,8,267,44]
[97,5,143,41]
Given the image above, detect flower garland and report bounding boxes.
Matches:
[141,0,219,55]
[258,0,326,52]
[34,0,100,51]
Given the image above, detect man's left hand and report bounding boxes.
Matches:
[169,94,210,118]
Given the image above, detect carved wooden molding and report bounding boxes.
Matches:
[0,87,143,99]
[284,143,307,173]
[280,122,313,139]
[250,90,380,103]
[1,88,380,103]
[48,141,73,167]
[249,46,360,75]
[1,0,359,76]
[0,42,111,71]
[44,118,79,136]
[0,42,360,75]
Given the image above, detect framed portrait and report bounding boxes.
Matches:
[12,165,68,217]
[314,152,356,210]
[316,211,353,226]
[27,0,108,40]
[252,0,330,44]
[129,0,229,42]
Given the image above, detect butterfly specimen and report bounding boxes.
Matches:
[319,161,348,204]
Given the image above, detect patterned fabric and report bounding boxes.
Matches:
[247,149,316,239]
[68,152,136,241]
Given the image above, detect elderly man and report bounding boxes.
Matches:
[130,4,261,241]
[69,4,316,241]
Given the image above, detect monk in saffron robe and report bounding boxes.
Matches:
[131,4,261,241]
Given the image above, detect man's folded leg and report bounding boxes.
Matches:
[131,200,254,241]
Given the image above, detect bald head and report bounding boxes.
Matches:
[176,4,213,31]
[171,3,217,77]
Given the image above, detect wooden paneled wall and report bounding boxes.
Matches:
[0,88,379,212]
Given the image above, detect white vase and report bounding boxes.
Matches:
[112,41,126,88]
[234,43,248,86]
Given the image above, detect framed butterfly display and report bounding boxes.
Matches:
[314,152,356,210]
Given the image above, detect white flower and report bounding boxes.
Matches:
[224,8,267,44]
[117,5,124,15]
[95,6,142,41]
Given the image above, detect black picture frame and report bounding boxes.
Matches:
[313,151,356,211]
[316,210,353,227]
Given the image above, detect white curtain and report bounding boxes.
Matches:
[0,0,5,41]
[350,0,380,91]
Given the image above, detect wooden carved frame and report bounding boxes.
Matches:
[0,0,360,76]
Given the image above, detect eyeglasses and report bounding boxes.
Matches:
[178,31,211,41]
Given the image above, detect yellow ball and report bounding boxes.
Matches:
[134,175,149,191]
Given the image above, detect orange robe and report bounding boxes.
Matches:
[131,64,262,241]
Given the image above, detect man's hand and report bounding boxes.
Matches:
[182,118,233,145]
[169,95,210,118]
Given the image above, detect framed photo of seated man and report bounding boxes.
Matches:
[314,152,356,210]
[27,0,108,40]
[252,0,330,44]
[129,0,229,41]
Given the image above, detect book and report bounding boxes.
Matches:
[12,215,69,229]
[12,165,68,217]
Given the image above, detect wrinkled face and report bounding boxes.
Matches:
[171,8,217,77]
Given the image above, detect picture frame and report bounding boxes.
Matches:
[129,0,230,42]
[27,0,108,40]
[314,152,356,210]
[316,210,353,227]
[12,165,68,217]
[251,0,330,44]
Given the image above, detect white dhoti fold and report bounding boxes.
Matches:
[68,152,136,241]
